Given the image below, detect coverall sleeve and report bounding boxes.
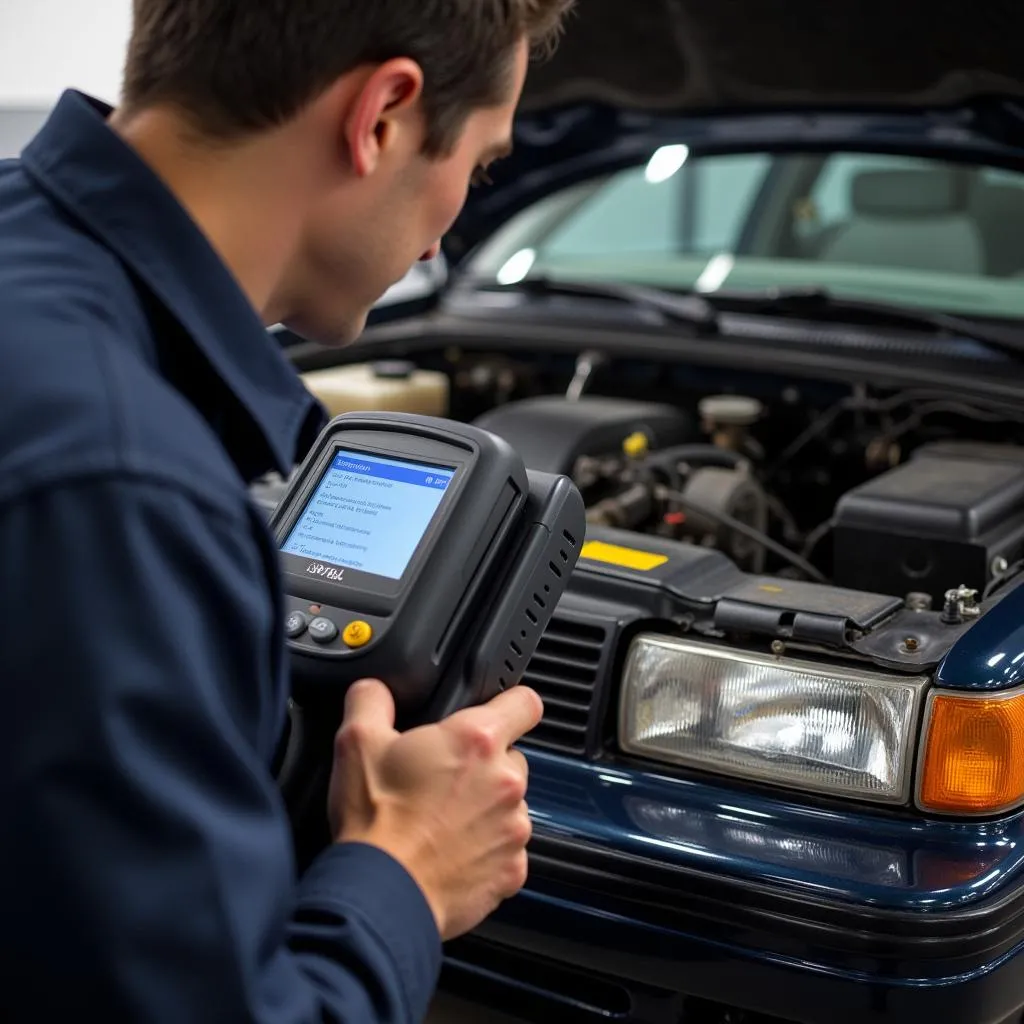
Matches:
[0,475,441,1023]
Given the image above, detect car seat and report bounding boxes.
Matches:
[969,183,1024,277]
[819,168,985,275]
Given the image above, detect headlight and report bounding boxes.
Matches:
[619,635,929,803]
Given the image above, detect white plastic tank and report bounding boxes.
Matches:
[301,360,450,418]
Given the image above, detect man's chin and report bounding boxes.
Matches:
[279,311,368,349]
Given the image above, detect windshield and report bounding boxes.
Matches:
[467,149,1024,321]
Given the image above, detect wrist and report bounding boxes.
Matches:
[337,831,447,939]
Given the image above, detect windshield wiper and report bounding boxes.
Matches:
[468,278,1024,359]
[712,286,1024,360]
[473,276,720,335]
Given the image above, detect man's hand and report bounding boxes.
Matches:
[327,680,544,941]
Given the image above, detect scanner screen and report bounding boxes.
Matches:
[282,450,454,579]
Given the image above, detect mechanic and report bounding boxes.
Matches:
[0,2,574,1022]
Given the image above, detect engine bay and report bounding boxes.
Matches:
[475,391,1024,610]
[271,346,1024,677]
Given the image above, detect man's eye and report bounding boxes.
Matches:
[471,167,493,188]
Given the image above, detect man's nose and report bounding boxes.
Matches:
[419,242,441,262]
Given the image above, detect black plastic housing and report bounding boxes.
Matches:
[833,442,1024,603]
[472,395,693,474]
[268,411,586,724]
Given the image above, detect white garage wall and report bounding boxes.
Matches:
[0,0,132,155]
[0,0,132,106]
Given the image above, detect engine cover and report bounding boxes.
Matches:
[473,396,692,474]
[832,442,1024,604]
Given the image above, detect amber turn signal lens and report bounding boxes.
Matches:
[919,690,1024,815]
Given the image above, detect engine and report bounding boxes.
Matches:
[471,393,1024,611]
[286,353,1024,639]
[476,394,774,574]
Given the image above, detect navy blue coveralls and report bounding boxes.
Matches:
[0,91,441,1022]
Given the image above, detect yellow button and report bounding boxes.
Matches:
[342,621,373,648]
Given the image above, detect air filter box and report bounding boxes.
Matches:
[833,442,1024,603]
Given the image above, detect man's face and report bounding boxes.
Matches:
[279,41,529,345]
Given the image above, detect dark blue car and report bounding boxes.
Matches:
[277,2,1024,1021]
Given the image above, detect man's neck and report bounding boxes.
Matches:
[108,105,311,320]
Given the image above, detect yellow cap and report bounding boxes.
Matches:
[623,431,649,458]
[342,621,373,649]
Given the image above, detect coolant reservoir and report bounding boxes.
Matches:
[301,361,450,418]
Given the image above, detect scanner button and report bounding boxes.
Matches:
[285,611,309,639]
[308,617,339,644]
[343,621,373,648]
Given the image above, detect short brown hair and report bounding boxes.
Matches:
[122,0,574,154]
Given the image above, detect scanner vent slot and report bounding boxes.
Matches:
[520,617,606,757]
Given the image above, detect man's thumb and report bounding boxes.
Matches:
[342,678,397,733]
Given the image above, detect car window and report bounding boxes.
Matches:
[693,153,774,252]
[469,149,1024,321]
[541,151,771,258]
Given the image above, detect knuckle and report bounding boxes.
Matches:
[497,767,527,803]
[509,749,529,782]
[510,812,532,848]
[463,722,500,758]
[502,800,532,847]
[334,720,369,755]
[507,851,529,893]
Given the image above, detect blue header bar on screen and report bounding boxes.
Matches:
[330,452,454,489]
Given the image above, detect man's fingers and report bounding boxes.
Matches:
[454,686,544,748]
[507,747,529,784]
[342,678,397,734]
[493,686,545,744]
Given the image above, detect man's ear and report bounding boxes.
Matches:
[343,58,425,178]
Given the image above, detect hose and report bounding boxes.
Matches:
[658,487,829,584]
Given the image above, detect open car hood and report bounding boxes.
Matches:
[522,0,1024,114]
[432,0,1024,263]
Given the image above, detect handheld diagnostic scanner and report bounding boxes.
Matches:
[268,411,586,727]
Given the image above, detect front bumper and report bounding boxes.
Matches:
[443,750,1024,1024]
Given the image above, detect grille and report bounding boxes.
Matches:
[520,617,606,756]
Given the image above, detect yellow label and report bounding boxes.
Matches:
[581,540,669,572]
[758,584,784,594]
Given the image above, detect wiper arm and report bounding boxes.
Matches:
[714,286,1024,359]
[476,275,720,335]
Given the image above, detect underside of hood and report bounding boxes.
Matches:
[522,0,1024,113]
